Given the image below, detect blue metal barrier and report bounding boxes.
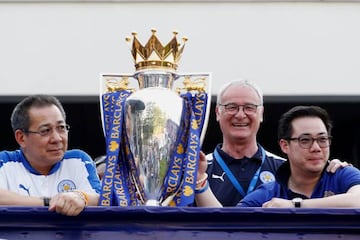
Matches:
[0,207,359,239]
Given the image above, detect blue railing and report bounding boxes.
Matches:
[0,207,360,239]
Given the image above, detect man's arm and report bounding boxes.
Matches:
[49,191,99,216]
[195,185,222,207]
[301,185,360,208]
[195,151,222,207]
[299,185,360,208]
[87,192,100,206]
[0,187,100,216]
[263,185,360,208]
[0,188,43,206]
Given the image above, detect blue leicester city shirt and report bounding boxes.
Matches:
[0,149,101,198]
[238,161,360,207]
[206,144,285,206]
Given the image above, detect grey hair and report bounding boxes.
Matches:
[216,79,263,105]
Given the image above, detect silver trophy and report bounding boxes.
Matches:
[100,29,211,206]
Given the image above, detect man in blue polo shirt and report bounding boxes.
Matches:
[195,104,355,208]
[0,95,101,215]
[238,106,360,208]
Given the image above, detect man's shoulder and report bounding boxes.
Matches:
[327,165,360,180]
[263,150,286,163]
[63,149,92,161]
[205,149,286,163]
[0,150,22,162]
[257,147,286,173]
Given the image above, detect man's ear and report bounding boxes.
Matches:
[279,139,289,155]
[15,129,26,148]
[259,106,264,123]
[215,105,221,122]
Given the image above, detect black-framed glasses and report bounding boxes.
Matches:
[22,124,70,137]
[286,135,332,149]
[218,103,260,115]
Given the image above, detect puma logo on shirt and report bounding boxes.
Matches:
[212,172,226,182]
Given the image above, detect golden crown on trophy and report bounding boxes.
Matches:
[126,29,188,72]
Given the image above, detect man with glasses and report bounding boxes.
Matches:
[196,80,348,207]
[0,95,101,216]
[196,105,360,208]
[198,79,285,206]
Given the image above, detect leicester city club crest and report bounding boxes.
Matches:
[57,180,76,193]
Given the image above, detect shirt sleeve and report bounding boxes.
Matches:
[64,150,101,194]
[237,182,277,207]
[78,151,101,193]
[0,151,11,189]
[337,167,360,192]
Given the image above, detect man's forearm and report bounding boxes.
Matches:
[87,192,100,206]
[0,188,43,206]
[195,187,222,207]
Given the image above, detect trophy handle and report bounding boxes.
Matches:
[175,72,212,145]
[99,73,136,137]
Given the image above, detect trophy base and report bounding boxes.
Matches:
[145,199,160,206]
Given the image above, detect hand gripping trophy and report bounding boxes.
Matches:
[99,29,211,206]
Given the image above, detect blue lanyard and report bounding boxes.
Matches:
[213,146,266,197]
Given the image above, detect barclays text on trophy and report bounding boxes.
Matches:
[99,29,211,206]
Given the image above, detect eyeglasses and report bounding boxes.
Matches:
[218,103,260,115]
[286,135,332,149]
[22,124,70,137]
